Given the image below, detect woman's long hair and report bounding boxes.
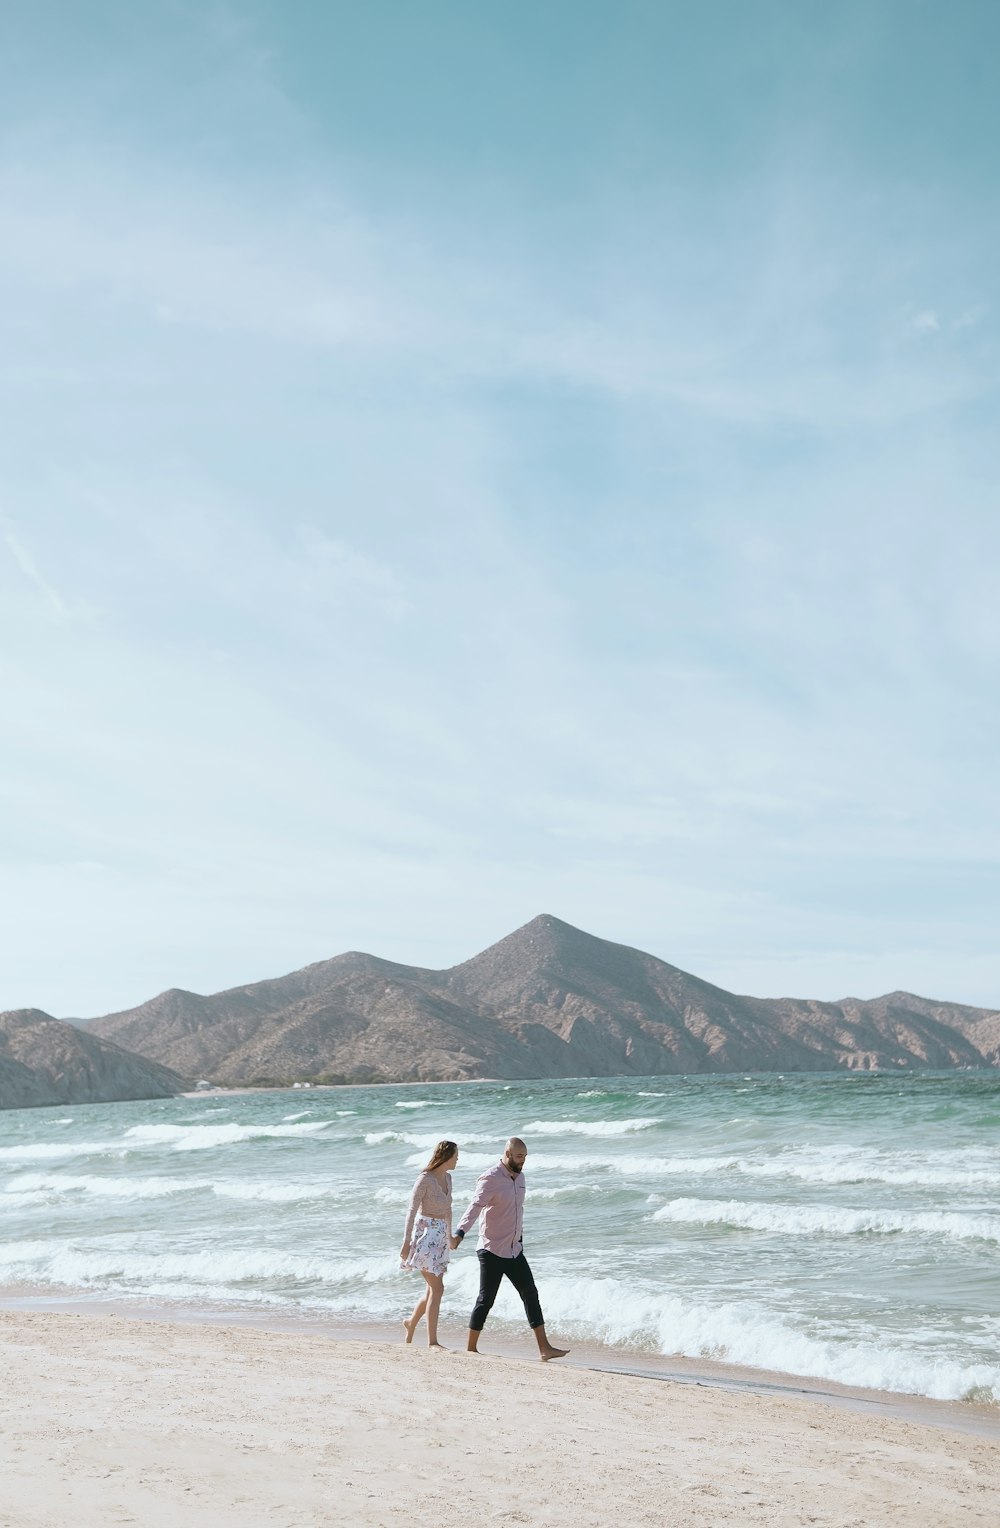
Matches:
[423,1139,457,1172]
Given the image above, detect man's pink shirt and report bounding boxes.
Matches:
[456,1162,525,1258]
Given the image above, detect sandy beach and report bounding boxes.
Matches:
[1,1311,996,1528]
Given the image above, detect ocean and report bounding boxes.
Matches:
[1,1071,997,1405]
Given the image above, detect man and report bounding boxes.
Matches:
[451,1136,568,1361]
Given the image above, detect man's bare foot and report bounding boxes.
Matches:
[539,1346,569,1361]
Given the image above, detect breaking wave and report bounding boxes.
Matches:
[595,1151,1000,1189]
[0,1140,124,1164]
[0,1239,397,1290]
[3,1172,201,1201]
[650,1197,1000,1245]
[1,1172,344,1206]
[533,1271,1000,1404]
[364,1130,497,1147]
[123,1122,333,1152]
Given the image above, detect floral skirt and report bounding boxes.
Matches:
[402,1215,450,1277]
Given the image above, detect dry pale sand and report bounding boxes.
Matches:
[0,1312,997,1528]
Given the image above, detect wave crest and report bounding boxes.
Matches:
[650,1197,1000,1245]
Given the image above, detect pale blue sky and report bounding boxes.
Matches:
[1,2,998,1016]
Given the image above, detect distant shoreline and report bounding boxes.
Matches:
[181,1064,1000,1097]
[3,1065,997,1115]
[181,1076,509,1098]
[176,1066,1000,1103]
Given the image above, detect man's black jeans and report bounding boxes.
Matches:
[470,1249,544,1331]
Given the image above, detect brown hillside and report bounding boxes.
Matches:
[79,915,999,1087]
[0,1009,187,1110]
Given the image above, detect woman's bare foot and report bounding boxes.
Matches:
[428,1341,446,1349]
[403,1317,418,1344]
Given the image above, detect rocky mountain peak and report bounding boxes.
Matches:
[22,915,999,1092]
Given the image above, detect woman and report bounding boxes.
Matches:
[400,1138,458,1348]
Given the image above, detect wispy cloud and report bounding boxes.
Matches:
[1,137,994,440]
[953,303,988,330]
[1,5,998,1015]
[2,526,70,618]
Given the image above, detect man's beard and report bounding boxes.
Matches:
[505,1159,523,1174]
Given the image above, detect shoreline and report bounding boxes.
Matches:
[3,1283,997,1440]
[0,1060,991,1109]
[2,1306,998,1528]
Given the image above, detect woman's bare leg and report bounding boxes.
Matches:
[424,1272,445,1347]
[404,1289,428,1342]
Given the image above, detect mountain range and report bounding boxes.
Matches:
[70,913,1000,1089]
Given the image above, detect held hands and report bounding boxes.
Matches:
[448,1234,462,1250]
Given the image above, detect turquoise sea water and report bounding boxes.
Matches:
[1,1072,997,1403]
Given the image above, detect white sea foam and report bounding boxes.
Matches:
[400,1148,664,1174]
[0,1240,398,1289]
[479,1152,613,1173]
[365,1130,496,1148]
[650,1198,1000,1245]
[0,1140,124,1163]
[0,1176,346,1210]
[531,1272,1000,1404]
[736,1155,1000,1190]
[586,1151,1000,1190]
[530,1184,606,1201]
[123,1122,333,1152]
[394,1101,433,1109]
[521,1119,659,1137]
[212,1181,341,1204]
[404,1150,496,1170]
[0,1189,49,1206]
[281,1111,314,1122]
[374,1186,410,1206]
[3,1172,203,1201]
[575,1090,608,1097]
[407,1145,1000,1189]
[0,1171,344,1206]
[0,1239,56,1267]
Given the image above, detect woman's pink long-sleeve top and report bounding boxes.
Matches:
[402,1170,453,1245]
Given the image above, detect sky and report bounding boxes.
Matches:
[1,1,999,1017]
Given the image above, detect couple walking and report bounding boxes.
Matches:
[399,1135,568,1360]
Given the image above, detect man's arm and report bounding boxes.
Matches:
[455,1169,495,1240]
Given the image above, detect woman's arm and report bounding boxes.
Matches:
[400,1173,425,1258]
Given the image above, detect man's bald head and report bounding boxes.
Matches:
[503,1137,528,1174]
